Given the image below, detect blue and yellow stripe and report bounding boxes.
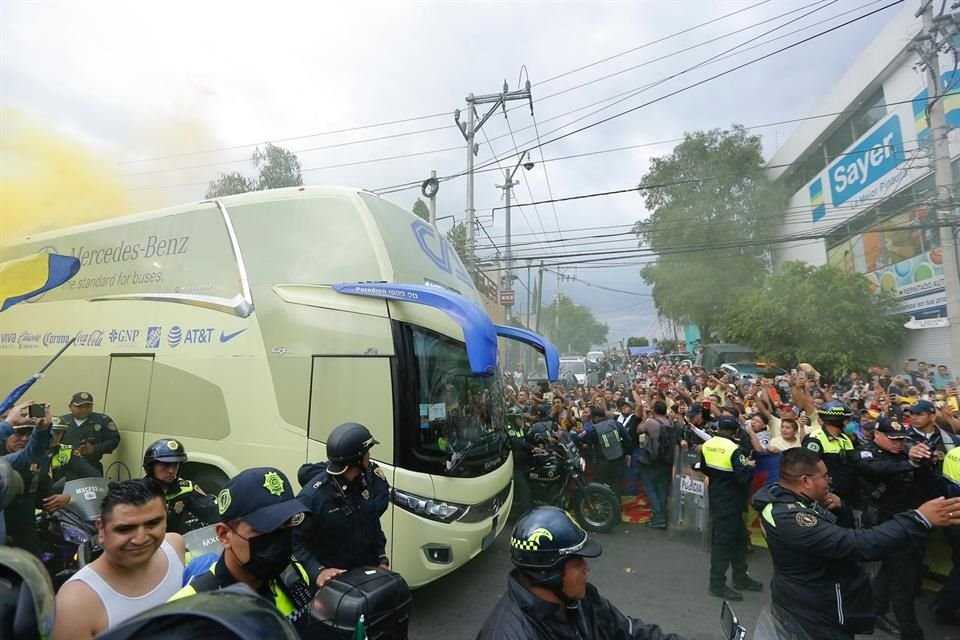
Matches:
[809,178,826,223]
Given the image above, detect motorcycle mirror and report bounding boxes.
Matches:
[720,600,746,640]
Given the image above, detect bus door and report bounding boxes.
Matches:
[102,354,155,482]
[306,355,397,552]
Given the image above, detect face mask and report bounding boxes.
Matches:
[232,526,293,579]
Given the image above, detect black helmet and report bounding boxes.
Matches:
[326,423,379,475]
[510,506,601,595]
[143,438,188,471]
[96,584,298,640]
[817,400,853,424]
[0,546,56,640]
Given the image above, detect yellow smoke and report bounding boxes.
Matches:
[0,108,134,244]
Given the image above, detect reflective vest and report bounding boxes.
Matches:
[945,448,960,486]
[811,428,855,455]
[702,435,738,472]
[51,444,73,470]
[593,420,624,461]
[165,479,195,502]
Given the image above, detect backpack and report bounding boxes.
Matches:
[653,417,677,465]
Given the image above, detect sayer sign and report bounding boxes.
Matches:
[828,115,904,206]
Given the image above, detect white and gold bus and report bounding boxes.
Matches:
[0,186,559,586]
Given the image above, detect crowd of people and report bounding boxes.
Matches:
[2,350,960,639]
[502,351,960,639]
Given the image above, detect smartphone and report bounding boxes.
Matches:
[27,404,45,419]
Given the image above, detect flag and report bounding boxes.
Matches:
[0,253,80,313]
[0,376,40,416]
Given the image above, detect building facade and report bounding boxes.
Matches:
[768,4,960,365]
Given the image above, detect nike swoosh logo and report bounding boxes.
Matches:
[219,329,247,343]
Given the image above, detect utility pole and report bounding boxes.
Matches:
[916,0,960,377]
[454,81,533,269]
[525,259,533,329]
[497,151,533,328]
[535,261,545,334]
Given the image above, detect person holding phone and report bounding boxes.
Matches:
[58,392,120,476]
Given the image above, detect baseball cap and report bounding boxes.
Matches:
[875,417,910,438]
[686,402,703,419]
[716,416,740,431]
[50,417,68,431]
[0,422,12,440]
[910,400,936,414]
[70,392,94,406]
[215,467,308,533]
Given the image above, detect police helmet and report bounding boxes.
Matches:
[325,423,379,475]
[0,458,24,510]
[95,585,298,640]
[143,438,189,471]
[510,506,601,591]
[0,546,56,640]
[817,400,853,424]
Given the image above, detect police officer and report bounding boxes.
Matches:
[752,447,960,640]
[857,418,925,639]
[476,505,684,640]
[142,439,218,534]
[293,422,390,589]
[48,417,101,484]
[802,400,860,508]
[700,416,761,600]
[170,467,314,637]
[577,406,630,504]
[934,448,960,624]
[507,408,542,517]
[58,392,120,475]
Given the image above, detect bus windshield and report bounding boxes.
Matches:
[408,326,507,478]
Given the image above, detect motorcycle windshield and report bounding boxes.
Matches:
[62,477,110,521]
[183,525,223,555]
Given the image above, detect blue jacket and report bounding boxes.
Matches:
[0,423,51,472]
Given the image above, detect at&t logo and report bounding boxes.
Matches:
[167,326,183,348]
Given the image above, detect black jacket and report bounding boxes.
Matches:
[476,570,685,640]
[162,478,219,534]
[292,461,390,584]
[752,483,931,640]
[58,412,120,467]
[855,441,921,523]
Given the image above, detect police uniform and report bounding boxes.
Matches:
[857,418,925,639]
[753,482,932,640]
[3,430,54,554]
[507,415,538,516]
[700,421,756,596]
[292,460,390,585]
[801,428,860,507]
[59,392,120,474]
[578,418,630,501]
[163,479,219,534]
[170,467,314,638]
[933,449,960,623]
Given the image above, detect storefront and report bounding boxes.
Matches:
[768,5,959,365]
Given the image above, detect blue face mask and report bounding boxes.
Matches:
[844,422,859,435]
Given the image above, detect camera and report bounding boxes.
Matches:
[27,404,46,419]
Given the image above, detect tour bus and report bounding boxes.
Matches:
[0,186,560,587]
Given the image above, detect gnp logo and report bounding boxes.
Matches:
[410,220,473,289]
[167,326,183,348]
[827,115,903,206]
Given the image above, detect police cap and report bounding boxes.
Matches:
[874,417,910,439]
[215,467,307,533]
[70,392,94,406]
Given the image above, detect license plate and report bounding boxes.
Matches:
[482,515,500,550]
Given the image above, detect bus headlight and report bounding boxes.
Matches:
[392,489,467,523]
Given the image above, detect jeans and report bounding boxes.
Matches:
[638,463,671,526]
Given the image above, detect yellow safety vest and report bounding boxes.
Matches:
[811,428,854,454]
[702,436,738,472]
[945,448,960,486]
[51,445,73,470]
[170,561,310,619]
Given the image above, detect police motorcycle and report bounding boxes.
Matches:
[35,477,107,589]
[527,429,620,533]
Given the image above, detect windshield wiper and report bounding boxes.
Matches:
[445,440,476,473]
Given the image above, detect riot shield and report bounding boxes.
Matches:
[668,446,710,549]
[62,477,110,521]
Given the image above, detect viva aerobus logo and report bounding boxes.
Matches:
[827,115,904,207]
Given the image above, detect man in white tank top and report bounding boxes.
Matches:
[53,478,185,639]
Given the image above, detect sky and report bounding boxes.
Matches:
[0,0,907,346]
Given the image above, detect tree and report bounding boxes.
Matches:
[447,221,468,263]
[656,338,680,353]
[626,336,649,347]
[412,198,430,221]
[633,126,785,341]
[718,262,907,380]
[205,172,255,198]
[539,294,609,354]
[205,143,302,198]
